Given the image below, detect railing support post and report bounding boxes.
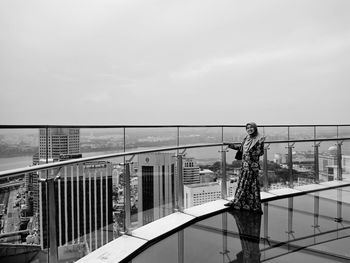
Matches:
[263,145,270,191]
[287,144,294,188]
[337,142,343,181]
[47,178,58,263]
[221,148,227,199]
[263,203,269,240]
[124,162,131,233]
[335,189,343,223]
[177,154,184,211]
[286,197,294,245]
[312,193,320,229]
[178,230,184,263]
[220,212,229,261]
[313,143,320,183]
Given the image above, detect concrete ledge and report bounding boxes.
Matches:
[260,191,277,199]
[184,199,228,217]
[308,187,350,204]
[319,180,350,187]
[131,212,195,241]
[75,235,147,263]
[268,188,301,196]
[294,184,326,192]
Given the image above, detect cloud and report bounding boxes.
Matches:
[0,0,350,125]
[171,33,350,80]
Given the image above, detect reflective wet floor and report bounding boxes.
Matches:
[132,186,350,262]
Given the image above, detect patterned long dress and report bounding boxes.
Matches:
[230,138,264,213]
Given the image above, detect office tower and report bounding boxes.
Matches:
[184,182,221,209]
[182,157,200,185]
[24,172,39,216]
[137,153,176,226]
[30,128,81,214]
[39,161,113,252]
[38,128,80,162]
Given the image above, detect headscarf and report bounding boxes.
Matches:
[242,122,262,153]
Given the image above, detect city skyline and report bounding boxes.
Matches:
[0,0,349,125]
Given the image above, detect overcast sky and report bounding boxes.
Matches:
[0,0,349,125]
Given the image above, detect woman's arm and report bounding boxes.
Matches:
[256,137,265,156]
[228,143,241,151]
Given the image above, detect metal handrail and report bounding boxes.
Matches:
[225,137,350,144]
[0,124,350,129]
[1,137,350,178]
[0,142,224,177]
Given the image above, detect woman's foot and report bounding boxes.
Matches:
[224,200,234,207]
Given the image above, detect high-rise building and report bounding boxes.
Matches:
[38,128,80,162]
[39,161,113,252]
[183,157,200,185]
[184,182,221,208]
[184,180,237,209]
[137,153,176,226]
[24,172,39,216]
[29,128,82,214]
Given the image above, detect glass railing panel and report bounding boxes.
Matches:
[80,128,124,157]
[185,213,241,262]
[338,125,350,138]
[0,128,39,171]
[131,152,177,229]
[289,126,315,141]
[125,127,178,151]
[178,127,222,145]
[223,126,245,144]
[342,141,350,180]
[338,126,350,181]
[132,212,238,263]
[312,187,350,223]
[127,186,350,263]
[226,148,240,199]
[262,126,288,141]
[339,186,350,220]
[315,125,338,139]
[183,146,224,208]
[41,159,119,262]
[262,190,350,261]
[223,126,246,199]
[318,140,338,182]
[0,171,35,245]
[292,142,316,187]
[132,233,178,263]
[265,142,289,190]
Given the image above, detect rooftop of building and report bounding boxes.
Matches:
[184,182,220,188]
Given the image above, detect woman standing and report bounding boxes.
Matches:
[225,122,265,213]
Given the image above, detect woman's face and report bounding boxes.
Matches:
[246,124,256,136]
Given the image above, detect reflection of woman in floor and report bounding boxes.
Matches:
[225,122,265,213]
[230,210,262,263]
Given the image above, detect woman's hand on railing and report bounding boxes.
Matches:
[226,142,241,150]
